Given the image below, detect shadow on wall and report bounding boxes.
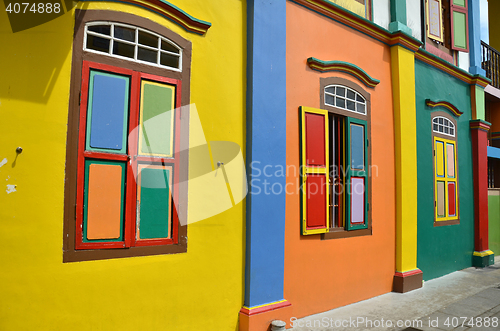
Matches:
[0,0,81,105]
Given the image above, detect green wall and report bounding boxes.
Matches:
[415,60,475,281]
[489,192,500,255]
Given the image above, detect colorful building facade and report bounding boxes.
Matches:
[1,0,498,330]
[0,1,246,330]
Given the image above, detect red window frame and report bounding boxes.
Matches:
[75,60,182,250]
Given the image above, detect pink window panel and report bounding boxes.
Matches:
[351,177,365,224]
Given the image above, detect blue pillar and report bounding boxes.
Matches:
[469,0,486,76]
[245,0,287,308]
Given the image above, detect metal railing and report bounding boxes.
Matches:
[482,41,500,89]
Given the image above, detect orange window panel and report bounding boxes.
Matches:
[87,164,123,240]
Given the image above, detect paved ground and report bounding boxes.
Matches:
[291,257,500,330]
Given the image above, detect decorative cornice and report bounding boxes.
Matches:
[239,299,291,316]
[291,0,422,52]
[491,132,500,140]
[292,0,493,88]
[307,58,380,88]
[416,49,490,88]
[387,31,422,52]
[426,99,463,117]
[470,119,491,132]
[471,76,491,88]
[80,0,211,35]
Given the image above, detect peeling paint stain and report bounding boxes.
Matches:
[6,184,16,194]
[0,158,7,168]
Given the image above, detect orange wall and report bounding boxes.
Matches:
[488,101,500,134]
[283,1,396,322]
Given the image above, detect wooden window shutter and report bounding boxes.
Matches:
[426,0,444,43]
[300,107,330,235]
[345,117,368,230]
[450,0,469,52]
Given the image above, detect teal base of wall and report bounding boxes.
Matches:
[472,254,494,267]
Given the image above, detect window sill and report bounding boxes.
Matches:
[63,238,187,263]
[321,228,372,240]
[434,219,460,227]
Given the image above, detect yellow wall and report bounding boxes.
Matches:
[489,0,500,51]
[0,1,246,330]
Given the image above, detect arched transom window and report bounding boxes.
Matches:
[84,22,182,71]
[433,116,455,137]
[324,85,366,115]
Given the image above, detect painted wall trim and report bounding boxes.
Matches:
[79,0,211,34]
[425,99,463,117]
[291,0,421,52]
[307,58,380,88]
[394,269,422,278]
[239,300,291,316]
[470,119,491,132]
[490,132,500,140]
[416,49,490,87]
[473,250,494,257]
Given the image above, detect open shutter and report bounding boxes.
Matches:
[426,0,444,43]
[300,107,329,235]
[345,117,368,230]
[450,0,469,52]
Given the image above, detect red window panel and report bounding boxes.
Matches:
[306,174,328,229]
[448,182,456,216]
[305,112,326,167]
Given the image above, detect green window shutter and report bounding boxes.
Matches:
[345,117,368,230]
[300,107,330,235]
[451,0,469,52]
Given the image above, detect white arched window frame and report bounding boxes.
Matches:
[432,116,455,137]
[84,22,182,71]
[324,84,367,115]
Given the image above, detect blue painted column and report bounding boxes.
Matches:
[469,0,486,76]
[244,0,287,309]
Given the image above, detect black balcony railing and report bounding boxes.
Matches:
[482,41,500,89]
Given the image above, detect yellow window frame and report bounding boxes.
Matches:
[301,107,330,235]
[434,136,458,221]
[426,0,444,43]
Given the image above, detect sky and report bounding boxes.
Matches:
[480,0,489,43]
